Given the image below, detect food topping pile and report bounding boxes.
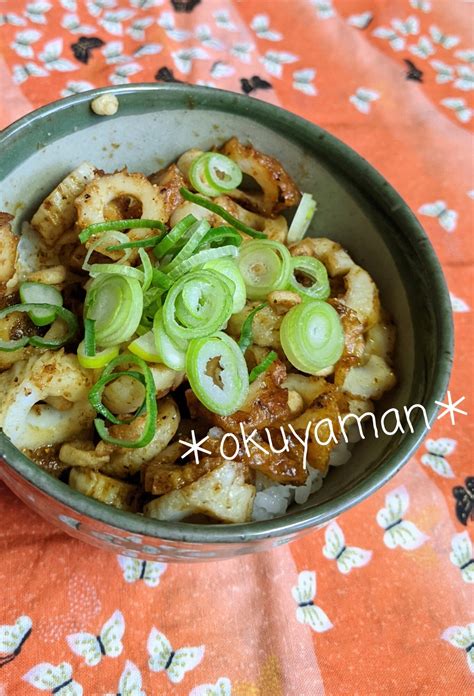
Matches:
[0,138,396,523]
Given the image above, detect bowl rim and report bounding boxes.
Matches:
[0,83,454,544]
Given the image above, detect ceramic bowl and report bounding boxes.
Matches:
[0,84,453,562]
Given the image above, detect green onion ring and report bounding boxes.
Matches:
[106,234,165,251]
[189,153,222,197]
[288,256,330,300]
[154,214,197,259]
[84,318,96,357]
[238,302,267,353]
[238,239,292,300]
[163,270,233,342]
[167,245,238,281]
[0,304,78,350]
[186,331,249,416]
[249,350,278,383]
[90,353,158,448]
[179,187,266,240]
[203,153,243,193]
[280,300,345,374]
[79,219,166,244]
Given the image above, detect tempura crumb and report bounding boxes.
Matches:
[91,94,119,117]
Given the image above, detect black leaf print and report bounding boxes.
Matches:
[404,59,423,83]
[71,36,105,65]
[452,477,474,526]
[240,75,273,95]
[170,0,202,13]
[155,66,184,83]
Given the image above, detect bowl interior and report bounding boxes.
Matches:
[0,85,452,540]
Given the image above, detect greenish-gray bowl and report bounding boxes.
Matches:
[0,84,453,562]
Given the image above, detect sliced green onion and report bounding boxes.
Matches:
[238,239,292,300]
[28,306,79,349]
[129,330,162,363]
[79,219,166,244]
[198,225,242,250]
[0,304,78,351]
[163,270,233,342]
[202,258,246,314]
[84,275,143,347]
[280,300,344,374]
[153,309,187,370]
[90,369,146,425]
[160,219,211,274]
[19,282,63,327]
[203,153,243,192]
[0,336,29,352]
[288,256,330,300]
[83,318,96,357]
[151,269,172,290]
[238,302,267,353]
[106,234,164,251]
[139,248,153,292]
[83,231,132,272]
[154,214,196,259]
[287,193,316,243]
[186,331,249,416]
[180,188,266,240]
[90,354,158,448]
[167,245,238,281]
[87,263,144,281]
[77,341,119,369]
[249,350,278,383]
[189,153,222,197]
[0,303,78,352]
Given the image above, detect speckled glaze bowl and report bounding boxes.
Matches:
[0,84,453,562]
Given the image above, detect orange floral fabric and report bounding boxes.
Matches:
[0,1,473,694]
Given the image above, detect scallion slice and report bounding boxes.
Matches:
[138,248,153,292]
[83,231,132,272]
[19,282,63,327]
[106,234,164,251]
[280,300,344,374]
[198,225,242,250]
[154,214,196,259]
[77,341,119,369]
[153,309,187,370]
[238,302,267,353]
[162,270,233,342]
[0,304,78,351]
[249,350,278,383]
[189,153,222,197]
[129,330,162,363]
[288,256,330,300]
[0,336,29,352]
[203,153,243,192]
[83,318,96,356]
[238,239,292,300]
[84,274,143,347]
[180,187,266,240]
[186,331,249,416]
[287,193,316,243]
[79,218,166,244]
[87,263,144,281]
[160,219,211,275]
[167,244,238,281]
[202,258,246,314]
[90,354,158,448]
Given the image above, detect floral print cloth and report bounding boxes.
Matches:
[0,1,473,694]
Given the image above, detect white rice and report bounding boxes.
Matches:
[252,431,360,521]
[207,425,362,521]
